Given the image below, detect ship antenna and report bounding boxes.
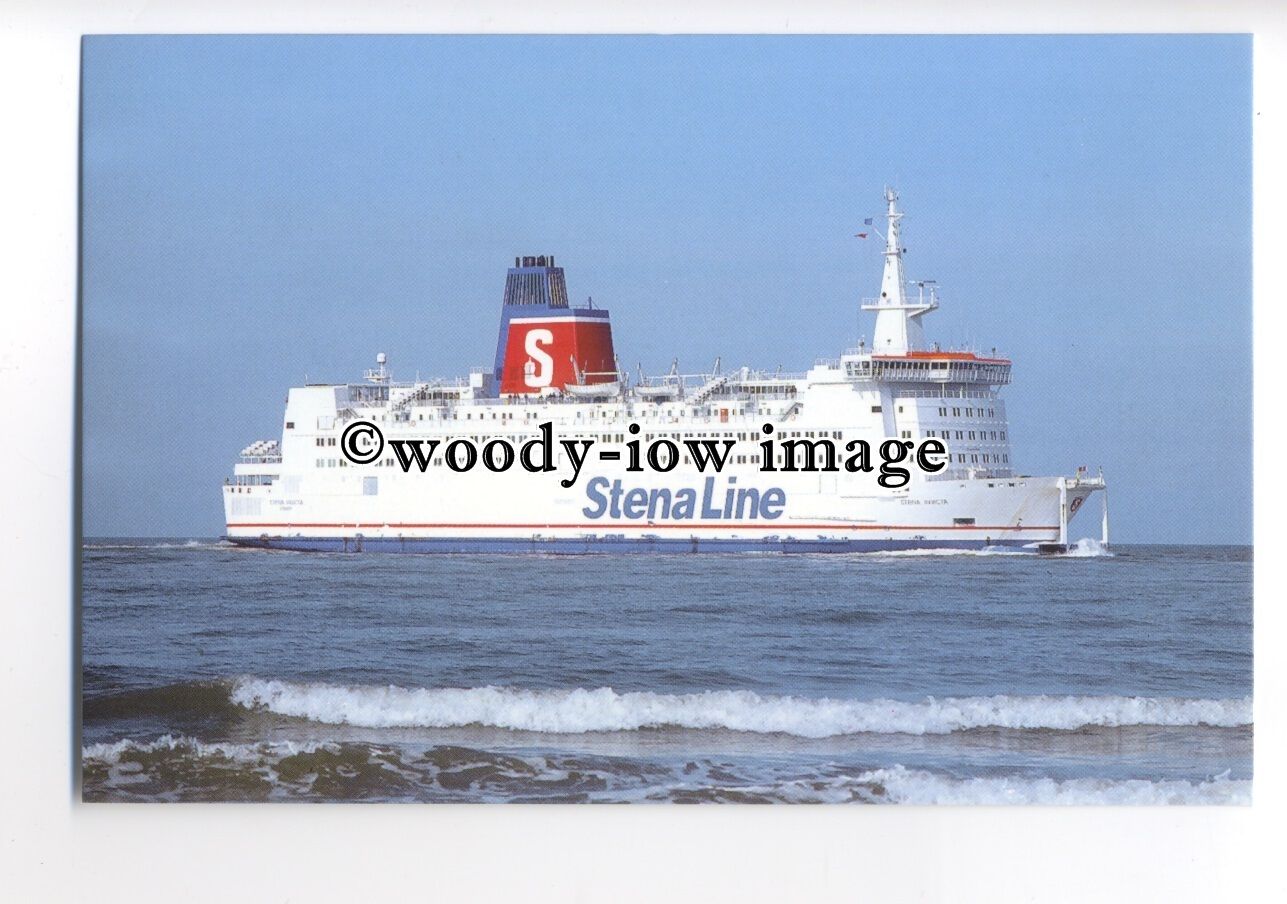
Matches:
[861,187,934,354]
[881,186,907,308]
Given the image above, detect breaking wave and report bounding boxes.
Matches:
[228,679,1251,737]
[830,765,1248,805]
[80,735,1249,804]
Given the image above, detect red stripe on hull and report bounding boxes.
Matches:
[227,522,1056,532]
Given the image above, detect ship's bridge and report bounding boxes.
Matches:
[841,349,1011,386]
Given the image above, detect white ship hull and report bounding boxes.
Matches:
[224,436,1103,553]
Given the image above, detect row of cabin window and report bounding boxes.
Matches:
[451,409,762,421]
[389,455,773,468]
[371,453,875,469]
[366,452,1014,469]
[953,453,1008,464]
[417,408,823,423]
[633,430,843,441]
[312,428,884,448]
[355,430,847,445]
[230,474,276,485]
[935,406,997,418]
[391,408,801,424]
[310,427,965,453]
[344,451,1014,470]
[924,429,1006,442]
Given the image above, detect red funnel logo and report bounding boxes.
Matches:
[500,315,616,394]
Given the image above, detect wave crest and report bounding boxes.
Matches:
[228,679,1251,737]
[839,765,1248,805]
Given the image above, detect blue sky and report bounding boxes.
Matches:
[81,35,1251,542]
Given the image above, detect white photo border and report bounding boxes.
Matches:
[1,2,1281,901]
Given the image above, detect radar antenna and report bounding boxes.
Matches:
[364,352,390,383]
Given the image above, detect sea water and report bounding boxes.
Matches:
[80,542,1251,803]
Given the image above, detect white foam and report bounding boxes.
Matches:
[81,736,1251,804]
[1064,537,1114,557]
[847,765,1250,805]
[855,548,1026,558]
[83,539,232,550]
[82,733,336,764]
[228,680,1252,737]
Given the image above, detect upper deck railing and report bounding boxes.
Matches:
[847,357,1011,386]
[330,350,1009,417]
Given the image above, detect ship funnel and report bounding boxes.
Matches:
[492,256,617,395]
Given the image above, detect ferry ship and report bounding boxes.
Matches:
[224,189,1107,553]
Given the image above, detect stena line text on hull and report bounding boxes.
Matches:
[581,476,787,521]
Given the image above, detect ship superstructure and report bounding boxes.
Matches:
[224,189,1107,553]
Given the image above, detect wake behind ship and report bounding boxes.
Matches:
[223,189,1107,553]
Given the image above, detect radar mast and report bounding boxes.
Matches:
[862,187,937,354]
